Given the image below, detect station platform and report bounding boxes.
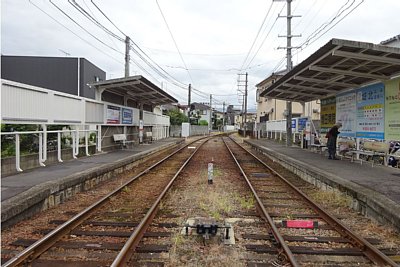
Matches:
[244,138,400,232]
[1,138,183,227]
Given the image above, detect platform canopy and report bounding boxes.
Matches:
[91,75,178,105]
[260,38,400,102]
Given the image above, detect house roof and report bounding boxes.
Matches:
[190,102,210,110]
[260,38,400,102]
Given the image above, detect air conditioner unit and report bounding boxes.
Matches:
[313,108,320,113]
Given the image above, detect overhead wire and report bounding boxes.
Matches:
[29,0,124,65]
[49,0,124,55]
[243,2,286,70]
[155,0,194,84]
[239,0,274,71]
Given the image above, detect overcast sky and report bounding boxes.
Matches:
[2,0,399,111]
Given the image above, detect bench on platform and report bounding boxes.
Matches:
[337,139,356,160]
[349,141,389,167]
[113,134,135,149]
[310,136,327,154]
[145,132,153,143]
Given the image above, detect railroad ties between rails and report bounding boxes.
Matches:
[2,134,399,266]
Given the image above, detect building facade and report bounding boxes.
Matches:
[1,55,105,99]
[256,71,320,122]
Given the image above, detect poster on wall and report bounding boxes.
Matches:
[122,108,133,124]
[320,97,336,134]
[106,105,120,124]
[385,77,400,140]
[356,83,384,139]
[336,91,356,137]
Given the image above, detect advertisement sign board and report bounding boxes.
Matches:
[385,77,400,140]
[122,108,133,125]
[336,92,356,137]
[106,105,120,124]
[356,83,384,139]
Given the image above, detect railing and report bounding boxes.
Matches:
[1,129,98,172]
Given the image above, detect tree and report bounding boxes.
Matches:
[167,109,188,125]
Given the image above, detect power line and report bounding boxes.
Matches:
[68,0,124,42]
[240,1,274,71]
[243,2,286,70]
[155,0,194,84]
[49,0,123,55]
[29,0,124,65]
[90,0,127,37]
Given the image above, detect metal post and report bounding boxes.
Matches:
[97,125,102,152]
[38,133,45,166]
[85,130,90,156]
[57,132,63,162]
[15,134,23,172]
[42,124,47,161]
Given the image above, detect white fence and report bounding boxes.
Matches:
[1,79,170,128]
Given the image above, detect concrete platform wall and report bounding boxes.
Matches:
[245,140,400,233]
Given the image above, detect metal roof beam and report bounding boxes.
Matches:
[275,89,322,97]
[293,76,356,88]
[332,50,400,65]
[283,83,332,93]
[309,66,389,80]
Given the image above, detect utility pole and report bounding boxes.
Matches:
[125,36,130,77]
[209,94,212,134]
[237,73,248,137]
[222,101,226,131]
[188,84,192,119]
[276,0,301,146]
[244,72,248,138]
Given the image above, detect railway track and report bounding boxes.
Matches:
[223,136,398,266]
[2,135,399,266]
[2,137,210,267]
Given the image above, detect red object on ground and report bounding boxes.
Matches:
[282,220,318,229]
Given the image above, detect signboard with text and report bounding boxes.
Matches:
[356,83,384,139]
[106,105,120,124]
[336,92,356,137]
[320,97,336,134]
[385,77,400,140]
[122,108,133,125]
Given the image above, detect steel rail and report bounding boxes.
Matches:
[222,137,300,267]
[229,136,398,267]
[111,136,212,266]
[3,137,208,267]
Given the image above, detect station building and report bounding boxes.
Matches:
[257,38,400,153]
[1,55,177,172]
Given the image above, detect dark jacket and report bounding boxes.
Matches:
[326,125,340,147]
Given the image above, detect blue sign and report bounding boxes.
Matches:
[122,108,133,124]
[298,117,308,131]
[291,119,296,129]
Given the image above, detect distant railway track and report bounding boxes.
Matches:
[2,134,399,266]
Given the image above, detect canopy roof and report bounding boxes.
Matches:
[91,75,178,105]
[260,38,400,102]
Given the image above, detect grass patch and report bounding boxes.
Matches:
[309,190,352,208]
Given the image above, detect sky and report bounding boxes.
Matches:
[1,0,400,111]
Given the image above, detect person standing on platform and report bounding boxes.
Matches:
[326,122,342,160]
